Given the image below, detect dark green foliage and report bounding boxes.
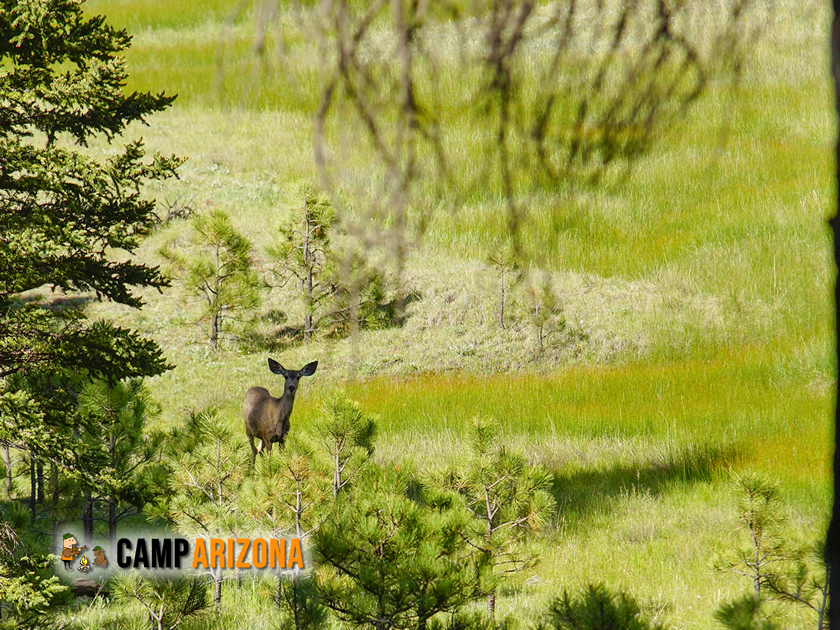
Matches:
[441,417,556,615]
[713,595,779,630]
[149,406,250,609]
[0,0,180,519]
[277,573,328,630]
[0,513,67,629]
[239,434,329,538]
[150,405,251,531]
[716,474,829,629]
[313,395,376,498]
[114,574,208,630]
[314,469,483,630]
[238,433,329,616]
[539,584,666,630]
[269,182,401,339]
[764,542,829,629]
[77,379,164,549]
[269,182,336,340]
[328,248,397,333]
[0,0,182,378]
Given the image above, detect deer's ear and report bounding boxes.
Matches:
[268,358,287,376]
[300,361,318,377]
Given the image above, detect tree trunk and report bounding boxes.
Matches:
[109,496,118,553]
[274,568,283,608]
[211,310,220,349]
[498,268,506,329]
[82,487,93,546]
[827,6,840,630]
[291,573,300,629]
[36,463,44,503]
[304,208,314,341]
[29,454,36,518]
[214,568,222,611]
[51,464,59,509]
[1,446,12,499]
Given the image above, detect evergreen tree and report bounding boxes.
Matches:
[538,584,667,630]
[524,275,566,356]
[0,507,67,629]
[0,0,180,380]
[77,379,164,552]
[312,396,376,498]
[238,433,330,621]
[314,469,482,630]
[269,183,336,340]
[716,473,829,630]
[113,574,208,630]
[150,407,250,610]
[0,0,181,514]
[160,208,262,349]
[269,182,397,339]
[441,417,556,617]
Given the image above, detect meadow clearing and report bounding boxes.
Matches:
[50,0,837,627]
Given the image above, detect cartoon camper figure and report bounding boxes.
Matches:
[92,545,108,568]
[61,533,86,570]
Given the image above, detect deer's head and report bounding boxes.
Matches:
[268,358,318,398]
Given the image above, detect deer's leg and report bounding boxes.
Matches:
[248,434,258,465]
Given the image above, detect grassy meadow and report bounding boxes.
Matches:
[58,0,836,627]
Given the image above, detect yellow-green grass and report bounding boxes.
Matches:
[85,0,244,31]
[50,0,836,627]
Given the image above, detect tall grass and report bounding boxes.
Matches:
[58,0,837,627]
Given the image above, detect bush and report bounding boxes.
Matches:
[538,584,666,630]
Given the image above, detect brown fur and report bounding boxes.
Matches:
[242,359,317,463]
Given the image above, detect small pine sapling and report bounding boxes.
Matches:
[538,583,667,630]
[0,514,67,630]
[159,209,262,349]
[441,417,556,618]
[487,240,519,330]
[715,472,828,629]
[764,542,829,630]
[714,473,794,598]
[268,183,337,340]
[77,379,164,553]
[151,407,250,611]
[524,274,566,355]
[114,574,208,630]
[314,469,481,630]
[312,396,377,498]
[713,595,780,630]
[238,434,329,626]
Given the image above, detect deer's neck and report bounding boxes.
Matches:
[278,391,296,407]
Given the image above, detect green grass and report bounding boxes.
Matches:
[48,0,838,628]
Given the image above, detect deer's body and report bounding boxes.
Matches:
[243,359,317,463]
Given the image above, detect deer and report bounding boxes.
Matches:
[242,358,318,464]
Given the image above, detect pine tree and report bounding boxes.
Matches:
[160,209,262,349]
[0,0,181,515]
[0,0,181,380]
[151,407,250,610]
[314,469,482,630]
[238,434,330,622]
[77,379,164,552]
[441,417,556,618]
[269,183,336,340]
